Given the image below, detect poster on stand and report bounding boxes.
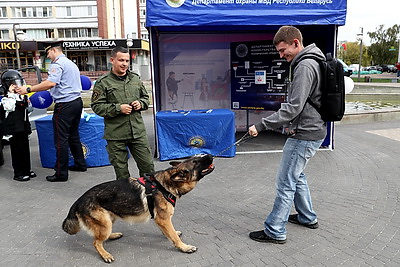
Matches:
[230,40,288,111]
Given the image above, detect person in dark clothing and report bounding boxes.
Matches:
[17,42,87,182]
[166,71,182,101]
[0,70,36,181]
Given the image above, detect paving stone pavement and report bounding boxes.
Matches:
[1,114,399,266]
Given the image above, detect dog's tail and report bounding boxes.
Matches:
[62,201,81,235]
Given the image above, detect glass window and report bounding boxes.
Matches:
[65,29,71,38]
[0,7,6,17]
[13,7,22,18]
[90,28,98,37]
[26,29,47,39]
[37,7,43,17]
[43,7,51,17]
[67,6,71,16]
[71,29,78,38]
[26,7,33,17]
[0,30,9,39]
[79,28,88,37]
[56,7,66,17]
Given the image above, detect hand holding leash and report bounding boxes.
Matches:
[248,125,258,137]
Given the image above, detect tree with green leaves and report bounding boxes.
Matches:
[337,41,370,67]
[368,24,400,65]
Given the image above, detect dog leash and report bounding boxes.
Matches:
[214,132,253,157]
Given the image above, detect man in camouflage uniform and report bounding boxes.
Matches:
[91,46,154,179]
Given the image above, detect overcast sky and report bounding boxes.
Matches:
[337,0,399,45]
[124,0,399,45]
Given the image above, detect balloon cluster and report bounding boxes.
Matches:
[28,75,92,109]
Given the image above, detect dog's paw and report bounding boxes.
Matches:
[181,244,197,253]
[176,231,182,237]
[109,232,123,240]
[101,253,115,263]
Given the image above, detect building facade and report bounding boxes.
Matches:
[0,0,150,79]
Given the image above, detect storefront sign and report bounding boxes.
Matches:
[0,41,37,52]
[62,39,141,50]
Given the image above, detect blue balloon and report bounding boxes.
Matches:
[30,91,53,109]
[80,75,92,90]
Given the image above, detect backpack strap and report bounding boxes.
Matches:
[291,53,327,116]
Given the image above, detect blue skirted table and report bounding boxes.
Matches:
[35,114,110,168]
[156,109,236,161]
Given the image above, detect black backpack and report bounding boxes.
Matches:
[294,53,345,122]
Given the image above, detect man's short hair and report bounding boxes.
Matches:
[273,26,303,46]
[111,46,129,57]
[169,71,175,76]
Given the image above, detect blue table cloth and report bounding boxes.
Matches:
[35,114,110,168]
[156,109,235,161]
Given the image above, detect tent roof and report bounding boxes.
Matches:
[146,0,347,27]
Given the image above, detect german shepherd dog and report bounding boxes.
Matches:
[62,154,214,263]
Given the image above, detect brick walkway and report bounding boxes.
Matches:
[1,115,399,266]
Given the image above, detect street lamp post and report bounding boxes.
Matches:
[356,27,363,82]
[397,37,400,63]
[126,34,133,71]
[13,23,21,69]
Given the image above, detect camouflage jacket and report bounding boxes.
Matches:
[91,71,150,140]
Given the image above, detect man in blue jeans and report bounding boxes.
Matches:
[248,26,327,243]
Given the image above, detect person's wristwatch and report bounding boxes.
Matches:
[27,86,31,93]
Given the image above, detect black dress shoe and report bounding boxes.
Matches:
[13,176,30,182]
[68,165,87,172]
[46,175,68,182]
[29,171,37,178]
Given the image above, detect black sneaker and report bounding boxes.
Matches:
[29,171,37,178]
[68,165,87,172]
[249,230,286,244]
[13,175,30,182]
[288,214,319,229]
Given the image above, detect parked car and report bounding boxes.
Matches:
[363,66,382,72]
[337,59,353,76]
[380,64,396,73]
[349,64,363,73]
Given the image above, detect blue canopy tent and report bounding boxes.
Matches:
[146,0,347,158]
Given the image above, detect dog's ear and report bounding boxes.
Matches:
[169,161,182,166]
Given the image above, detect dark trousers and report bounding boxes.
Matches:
[9,131,31,177]
[52,98,86,178]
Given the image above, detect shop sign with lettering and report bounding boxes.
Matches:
[0,41,37,52]
[62,40,130,50]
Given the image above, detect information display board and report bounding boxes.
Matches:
[230,40,289,111]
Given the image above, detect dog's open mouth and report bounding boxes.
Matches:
[201,163,215,176]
